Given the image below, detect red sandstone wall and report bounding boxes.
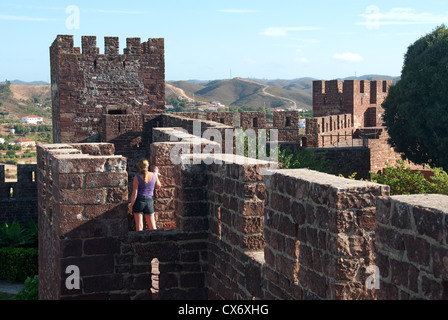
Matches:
[37,143,129,299]
[0,164,38,226]
[376,194,448,300]
[273,111,300,143]
[240,111,266,130]
[312,80,392,128]
[206,154,272,299]
[206,112,234,126]
[303,114,354,147]
[263,169,389,299]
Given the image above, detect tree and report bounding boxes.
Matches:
[382,25,448,171]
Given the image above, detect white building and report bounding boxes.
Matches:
[22,116,44,125]
[17,139,36,148]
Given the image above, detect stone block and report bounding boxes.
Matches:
[60,189,107,205]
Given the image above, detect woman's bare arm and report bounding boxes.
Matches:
[154,167,162,190]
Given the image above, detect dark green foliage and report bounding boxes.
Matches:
[278,147,330,173]
[14,275,38,300]
[0,248,38,281]
[0,220,38,248]
[382,25,448,170]
[0,220,38,283]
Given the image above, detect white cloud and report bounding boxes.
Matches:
[358,6,448,29]
[333,52,364,63]
[84,9,147,15]
[260,26,322,37]
[0,14,62,21]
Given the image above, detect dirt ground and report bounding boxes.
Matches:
[10,84,51,102]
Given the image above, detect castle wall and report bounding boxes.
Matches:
[0,164,38,225]
[206,112,234,126]
[264,169,388,299]
[149,128,221,230]
[206,154,272,299]
[240,111,266,130]
[303,114,354,148]
[37,143,129,299]
[376,194,448,300]
[37,119,448,300]
[312,147,371,180]
[273,111,300,143]
[173,112,200,120]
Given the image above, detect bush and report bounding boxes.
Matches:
[0,220,38,248]
[14,275,38,300]
[0,247,38,281]
[370,160,448,195]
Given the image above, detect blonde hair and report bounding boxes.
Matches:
[137,159,150,176]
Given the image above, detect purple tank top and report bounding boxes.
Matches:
[136,173,156,198]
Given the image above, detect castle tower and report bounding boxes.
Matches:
[50,35,165,144]
[313,79,392,128]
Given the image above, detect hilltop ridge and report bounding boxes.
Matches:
[167,74,399,109]
[0,75,400,119]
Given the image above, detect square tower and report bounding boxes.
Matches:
[50,35,165,143]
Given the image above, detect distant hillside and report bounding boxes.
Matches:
[1,80,50,86]
[0,83,52,122]
[167,78,314,109]
[167,75,399,110]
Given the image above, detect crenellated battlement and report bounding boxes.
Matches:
[0,164,37,186]
[51,35,164,56]
[313,79,343,95]
[0,164,38,225]
[0,164,37,197]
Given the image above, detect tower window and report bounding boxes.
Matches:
[253,117,258,128]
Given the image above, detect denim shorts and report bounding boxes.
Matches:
[133,196,155,215]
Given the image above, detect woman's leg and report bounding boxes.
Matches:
[145,214,157,230]
[134,214,144,231]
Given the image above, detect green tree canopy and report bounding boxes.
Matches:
[383,25,448,170]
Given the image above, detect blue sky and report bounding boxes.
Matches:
[1,0,448,82]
